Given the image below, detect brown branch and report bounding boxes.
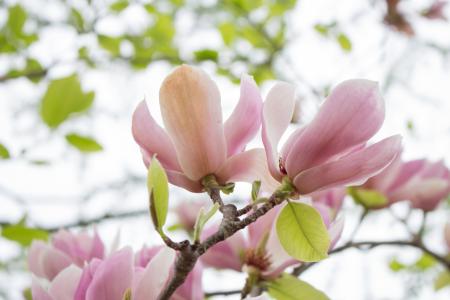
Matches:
[205,289,241,297]
[158,183,294,300]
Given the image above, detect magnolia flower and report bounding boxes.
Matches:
[262,79,402,195]
[133,65,276,192]
[362,157,450,211]
[174,199,210,231]
[422,1,447,20]
[28,230,104,280]
[311,187,346,219]
[201,196,343,278]
[32,265,82,300]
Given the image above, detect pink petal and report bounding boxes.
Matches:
[261,82,297,180]
[134,245,164,268]
[48,265,82,300]
[141,148,202,192]
[224,74,263,157]
[329,217,345,249]
[28,240,49,278]
[293,135,402,195]
[74,259,102,300]
[32,278,53,300]
[201,224,246,271]
[311,187,346,215]
[133,248,176,300]
[41,247,72,280]
[387,159,426,193]
[159,65,227,181]
[248,206,280,249]
[90,231,105,260]
[132,100,180,171]
[86,248,133,300]
[285,80,385,178]
[216,148,279,193]
[407,179,449,211]
[173,262,203,300]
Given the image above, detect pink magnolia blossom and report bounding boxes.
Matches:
[32,265,82,300]
[28,230,104,281]
[362,157,450,211]
[132,65,277,192]
[422,1,447,20]
[174,199,211,231]
[201,197,344,278]
[262,79,402,195]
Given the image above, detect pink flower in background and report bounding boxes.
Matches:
[133,65,277,192]
[262,79,402,195]
[174,199,210,231]
[28,230,104,281]
[29,233,203,300]
[363,157,450,211]
[422,1,447,20]
[311,187,347,218]
[201,195,344,278]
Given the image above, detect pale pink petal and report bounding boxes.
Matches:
[387,159,426,193]
[28,240,49,278]
[132,100,180,171]
[216,148,279,193]
[134,245,164,268]
[90,231,105,260]
[74,259,102,300]
[173,262,203,300]
[280,127,304,165]
[329,217,345,249]
[201,224,246,271]
[313,202,332,228]
[311,187,346,215]
[133,248,176,300]
[293,135,402,195]
[248,206,280,249]
[408,179,449,211]
[86,248,133,300]
[261,82,297,180]
[41,247,72,280]
[32,278,52,300]
[159,65,227,180]
[48,265,82,300]
[224,74,263,156]
[141,148,202,192]
[285,80,385,178]
[363,154,402,194]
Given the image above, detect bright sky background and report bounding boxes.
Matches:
[0,0,449,299]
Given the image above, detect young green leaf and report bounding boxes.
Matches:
[251,180,261,202]
[147,157,169,231]
[1,223,49,247]
[193,203,220,242]
[434,271,450,291]
[348,187,387,209]
[268,273,329,300]
[40,74,95,128]
[0,143,10,159]
[65,133,103,153]
[336,33,352,52]
[276,201,330,262]
[194,49,219,62]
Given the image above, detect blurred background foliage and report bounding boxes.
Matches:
[0,0,449,299]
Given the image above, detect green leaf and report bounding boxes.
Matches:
[65,133,103,153]
[336,33,352,52]
[251,180,261,201]
[276,201,330,262]
[414,253,436,270]
[110,0,129,12]
[219,22,236,46]
[193,203,220,242]
[1,222,49,247]
[147,157,169,230]
[268,274,329,300]
[314,24,329,36]
[194,49,219,62]
[40,74,94,128]
[348,187,387,209]
[23,288,32,300]
[0,143,10,159]
[7,5,27,37]
[389,258,406,272]
[98,34,122,56]
[70,8,85,32]
[434,271,450,290]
